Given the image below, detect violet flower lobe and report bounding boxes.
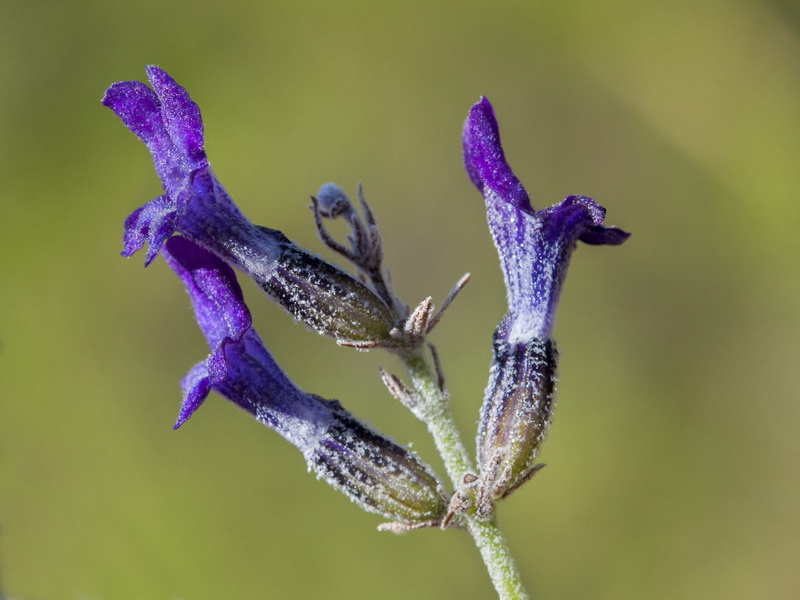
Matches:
[464,97,629,515]
[163,236,447,528]
[103,67,395,346]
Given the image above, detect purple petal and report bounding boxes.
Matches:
[103,67,207,200]
[162,236,251,348]
[463,97,532,213]
[174,339,241,428]
[121,195,179,266]
[102,81,162,143]
[489,195,617,341]
[579,225,631,246]
[163,236,312,430]
[146,66,206,168]
[541,195,630,247]
[175,362,212,429]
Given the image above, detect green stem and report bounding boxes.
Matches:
[404,351,472,482]
[401,348,530,600]
[466,516,530,600]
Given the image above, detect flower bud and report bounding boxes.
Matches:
[315,183,354,219]
[476,330,558,516]
[310,182,409,320]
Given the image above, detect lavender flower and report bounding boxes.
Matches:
[464,97,629,515]
[162,235,447,528]
[103,67,396,346]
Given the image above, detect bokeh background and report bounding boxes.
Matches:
[2,0,799,598]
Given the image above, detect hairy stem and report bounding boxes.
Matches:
[404,351,472,482]
[401,349,530,600]
[466,516,530,600]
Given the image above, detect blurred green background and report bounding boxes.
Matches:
[2,0,799,598]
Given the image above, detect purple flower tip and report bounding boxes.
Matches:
[463,97,532,213]
[174,363,212,429]
[162,236,254,428]
[104,67,213,264]
[462,97,629,341]
[161,236,332,442]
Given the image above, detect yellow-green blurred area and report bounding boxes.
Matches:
[1,0,799,598]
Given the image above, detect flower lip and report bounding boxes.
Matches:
[102,66,207,200]
[105,67,212,266]
[161,235,254,429]
[162,236,325,433]
[144,66,206,168]
[463,96,630,244]
[463,97,533,213]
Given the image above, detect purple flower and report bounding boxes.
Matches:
[163,236,447,528]
[464,97,629,514]
[463,97,629,344]
[103,67,395,346]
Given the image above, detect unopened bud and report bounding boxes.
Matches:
[476,331,558,516]
[316,183,354,219]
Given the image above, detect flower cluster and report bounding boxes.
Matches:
[104,68,627,535]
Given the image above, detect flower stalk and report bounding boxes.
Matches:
[400,346,530,599]
[467,516,530,600]
[402,348,472,484]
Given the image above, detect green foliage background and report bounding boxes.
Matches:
[2,1,799,598]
